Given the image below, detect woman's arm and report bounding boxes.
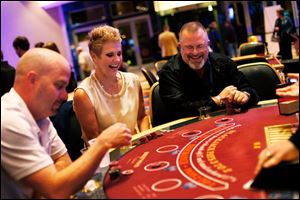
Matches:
[73,88,100,142]
[137,84,150,132]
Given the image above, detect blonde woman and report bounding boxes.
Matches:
[73,25,149,145]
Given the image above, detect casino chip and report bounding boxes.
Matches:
[221,118,229,122]
[150,132,158,139]
[171,150,179,155]
[132,141,140,146]
[156,131,164,137]
[182,182,197,189]
[121,169,134,175]
[214,117,234,125]
[139,136,148,144]
[165,166,177,171]
[186,131,198,135]
[109,161,119,168]
[146,134,153,141]
[149,162,162,169]
[109,168,121,180]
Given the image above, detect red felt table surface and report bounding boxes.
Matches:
[104,106,298,199]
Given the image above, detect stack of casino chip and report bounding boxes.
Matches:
[109,161,120,168]
[108,161,121,180]
[139,136,148,144]
[121,169,134,175]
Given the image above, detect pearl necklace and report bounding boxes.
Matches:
[98,73,122,95]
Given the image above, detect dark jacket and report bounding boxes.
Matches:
[1,61,15,97]
[158,53,259,120]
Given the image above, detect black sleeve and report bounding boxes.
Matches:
[274,18,281,28]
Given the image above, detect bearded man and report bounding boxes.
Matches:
[158,21,259,120]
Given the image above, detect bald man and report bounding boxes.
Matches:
[1,48,132,198]
[158,22,259,120]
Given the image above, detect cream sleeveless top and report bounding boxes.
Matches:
[75,71,140,142]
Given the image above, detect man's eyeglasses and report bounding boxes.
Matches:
[183,44,208,51]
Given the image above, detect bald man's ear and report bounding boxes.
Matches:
[27,71,38,85]
[178,43,183,54]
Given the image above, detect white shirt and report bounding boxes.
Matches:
[1,89,67,198]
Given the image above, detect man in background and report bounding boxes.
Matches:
[274,8,297,60]
[76,46,95,80]
[207,21,222,53]
[223,20,238,58]
[158,25,178,60]
[12,36,30,58]
[1,50,15,97]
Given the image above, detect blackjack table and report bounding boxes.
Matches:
[103,105,298,199]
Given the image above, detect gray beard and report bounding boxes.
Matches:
[188,58,205,70]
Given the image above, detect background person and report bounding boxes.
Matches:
[73,25,150,145]
[76,46,95,80]
[1,48,132,198]
[207,21,222,53]
[158,21,259,121]
[223,20,238,58]
[158,25,178,60]
[255,73,299,175]
[1,50,15,97]
[43,41,61,53]
[274,8,297,60]
[12,36,30,58]
[34,42,45,48]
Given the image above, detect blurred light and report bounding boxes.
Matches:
[154,1,210,12]
[208,5,213,11]
[136,5,148,11]
[229,7,234,20]
[128,39,134,46]
[37,1,73,9]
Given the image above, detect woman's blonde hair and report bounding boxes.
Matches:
[88,25,122,56]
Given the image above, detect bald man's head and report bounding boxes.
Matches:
[179,21,208,42]
[13,48,71,120]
